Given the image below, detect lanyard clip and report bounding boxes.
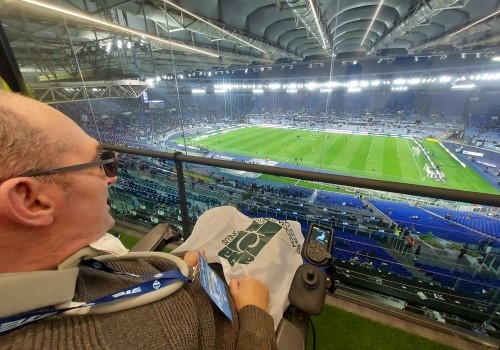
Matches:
[189,263,201,282]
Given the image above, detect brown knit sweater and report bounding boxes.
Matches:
[0,257,277,350]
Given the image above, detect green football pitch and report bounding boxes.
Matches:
[178,126,498,194]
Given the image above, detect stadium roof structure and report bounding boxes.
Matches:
[1,0,500,82]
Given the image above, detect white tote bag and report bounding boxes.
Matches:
[173,206,304,329]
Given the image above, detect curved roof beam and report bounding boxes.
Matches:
[113,0,302,60]
[367,0,471,55]
[245,4,291,37]
[264,19,297,42]
[288,37,315,51]
[331,20,387,39]
[327,5,400,30]
[324,0,409,23]
[301,47,327,56]
[333,21,387,47]
[277,29,305,47]
[296,42,317,53]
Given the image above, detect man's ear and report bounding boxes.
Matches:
[0,178,56,227]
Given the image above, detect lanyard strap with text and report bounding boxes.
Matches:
[0,260,190,336]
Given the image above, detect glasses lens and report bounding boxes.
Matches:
[101,151,118,177]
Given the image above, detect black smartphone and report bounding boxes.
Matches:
[302,224,335,266]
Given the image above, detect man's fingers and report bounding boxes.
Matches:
[229,279,239,294]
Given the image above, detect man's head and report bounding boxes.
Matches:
[0,92,117,273]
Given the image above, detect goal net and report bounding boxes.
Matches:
[412,146,421,157]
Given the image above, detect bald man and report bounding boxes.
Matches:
[0,92,276,349]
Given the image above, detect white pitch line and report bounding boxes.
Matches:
[407,138,425,183]
[367,139,375,162]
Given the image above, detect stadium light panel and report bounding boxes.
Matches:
[287,89,298,94]
[21,0,220,58]
[347,87,362,93]
[359,80,369,87]
[439,75,451,83]
[451,83,476,90]
[269,83,281,90]
[320,88,332,93]
[492,56,500,62]
[253,89,264,94]
[306,82,318,90]
[192,89,206,94]
[370,80,380,86]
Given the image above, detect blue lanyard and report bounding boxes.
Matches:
[0,259,190,336]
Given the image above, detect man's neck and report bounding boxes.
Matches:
[0,229,64,272]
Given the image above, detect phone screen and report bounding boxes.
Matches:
[310,225,331,248]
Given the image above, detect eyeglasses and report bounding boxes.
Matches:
[18,150,119,178]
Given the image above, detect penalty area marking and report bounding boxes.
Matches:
[406,138,425,183]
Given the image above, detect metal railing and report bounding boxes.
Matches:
[105,143,500,236]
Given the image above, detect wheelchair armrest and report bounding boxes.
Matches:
[130,223,181,252]
[276,318,305,350]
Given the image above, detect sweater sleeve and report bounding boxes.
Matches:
[236,305,278,350]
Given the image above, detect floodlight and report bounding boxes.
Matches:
[306,82,318,90]
[347,87,361,93]
[451,83,476,90]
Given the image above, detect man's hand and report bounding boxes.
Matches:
[229,276,270,313]
[183,248,205,267]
